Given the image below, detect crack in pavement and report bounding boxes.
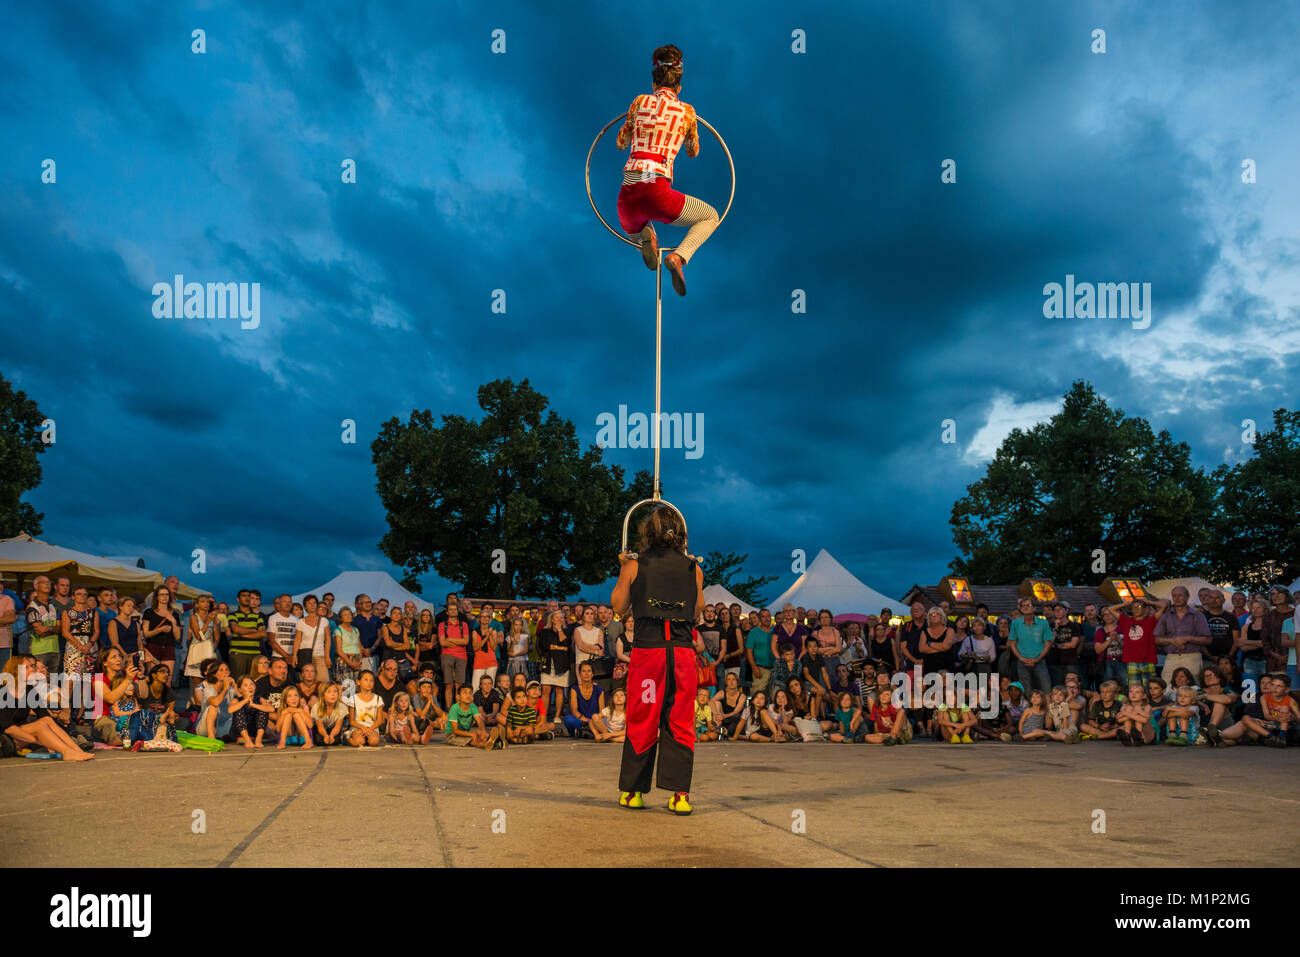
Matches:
[411,748,454,868]
[218,750,328,868]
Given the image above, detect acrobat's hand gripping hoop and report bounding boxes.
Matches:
[587,113,734,561]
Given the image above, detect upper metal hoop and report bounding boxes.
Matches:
[585,113,735,253]
[621,497,692,561]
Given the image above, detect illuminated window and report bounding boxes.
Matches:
[947,578,972,603]
[1113,581,1134,602]
[1031,581,1056,602]
[1124,580,1146,601]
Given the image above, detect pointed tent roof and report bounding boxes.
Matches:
[767,549,902,616]
[701,583,758,617]
[292,570,438,613]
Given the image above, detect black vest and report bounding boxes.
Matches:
[630,546,698,647]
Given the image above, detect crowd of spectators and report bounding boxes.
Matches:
[1,576,1297,759]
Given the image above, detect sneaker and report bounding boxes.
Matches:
[883,737,897,746]
[667,792,693,815]
[1065,731,1079,744]
[1118,730,1133,746]
[1164,736,1181,746]
[1265,735,1287,749]
[960,732,973,744]
[999,733,1012,743]
[538,731,555,741]
[950,734,962,744]
[1078,732,1096,741]
[1204,725,1223,747]
[618,790,645,809]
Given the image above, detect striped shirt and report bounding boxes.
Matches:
[227,610,265,655]
[506,704,538,728]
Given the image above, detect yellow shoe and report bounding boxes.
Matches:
[618,790,644,810]
[950,734,961,744]
[961,732,973,744]
[668,792,693,815]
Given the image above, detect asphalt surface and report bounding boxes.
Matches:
[3,739,1296,867]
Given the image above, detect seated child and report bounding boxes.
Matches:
[1161,684,1201,745]
[694,686,719,741]
[505,688,538,744]
[1046,685,1079,742]
[592,688,628,742]
[1115,683,1153,746]
[1079,680,1122,741]
[110,675,140,748]
[863,686,911,745]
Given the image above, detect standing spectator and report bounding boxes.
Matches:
[353,595,382,674]
[1154,586,1211,684]
[50,576,73,654]
[183,595,219,696]
[1093,606,1126,686]
[1107,595,1168,688]
[470,609,500,687]
[226,589,266,681]
[572,605,606,689]
[504,616,530,677]
[770,605,809,662]
[1235,598,1269,688]
[1008,597,1052,694]
[434,592,459,627]
[61,586,100,679]
[745,608,775,694]
[957,615,996,678]
[1260,586,1294,674]
[265,594,300,665]
[1201,590,1240,666]
[378,607,412,679]
[94,589,118,650]
[0,586,14,669]
[812,610,844,669]
[26,576,61,675]
[412,609,438,678]
[717,608,745,681]
[296,599,333,680]
[437,600,471,709]
[1230,591,1250,626]
[869,621,897,671]
[1046,602,1082,687]
[141,585,182,674]
[332,606,363,686]
[898,601,927,678]
[536,610,573,720]
[920,606,958,675]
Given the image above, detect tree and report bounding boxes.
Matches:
[949,381,1214,584]
[698,550,777,606]
[1208,409,1300,591]
[373,378,653,599]
[0,373,48,537]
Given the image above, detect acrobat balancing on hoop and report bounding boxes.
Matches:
[613,45,720,296]
[593,44,734,816]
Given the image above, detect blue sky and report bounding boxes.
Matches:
[4,0,1298,607]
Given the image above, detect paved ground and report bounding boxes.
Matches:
[3,739,1297,867]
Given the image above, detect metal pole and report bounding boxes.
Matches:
[654,252,663,501]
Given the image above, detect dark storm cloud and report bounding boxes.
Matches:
[3,0,1295,602]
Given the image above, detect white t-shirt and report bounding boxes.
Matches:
[601,706,627,733]
[296,617,330,656]
[266,613,301,659]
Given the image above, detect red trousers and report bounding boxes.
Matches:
[618,643,697,794]
[617,178,688,236]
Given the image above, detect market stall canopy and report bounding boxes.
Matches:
[767,549,902,617]
[1144,577,1233,601]
[701,583,758,617]
[0,533,206,598]
[292,570,438,613]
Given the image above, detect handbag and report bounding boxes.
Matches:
[696,652,717,688]
[794,716,825,742]
[586,655,613,680]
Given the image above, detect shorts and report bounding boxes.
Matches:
[695,723,710,737]
[1126,662,1156,683]
[540,671,569,688]
[617,177,688,236]
[440,655,467,686]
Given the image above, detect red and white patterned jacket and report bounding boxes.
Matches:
[616,87,700,182]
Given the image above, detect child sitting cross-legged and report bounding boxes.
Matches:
[1161,684,1201,746]
[505,688,538,744]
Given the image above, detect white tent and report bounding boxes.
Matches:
[767,549,902,616]
[701,584,758,616]
[1145,577,1232,601]
[0,533,206,598]
[292,571,438,613]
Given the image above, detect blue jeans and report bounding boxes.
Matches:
[1103,660,1126,686]
[0,647,9,669]
[1016,658,1051,695]
[1242,657,1266,688]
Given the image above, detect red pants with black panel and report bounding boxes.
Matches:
[618,641,698,794]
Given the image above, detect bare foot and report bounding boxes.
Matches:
[301,742,313,749]
[61,750,94,762]
[276,742,286,750]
